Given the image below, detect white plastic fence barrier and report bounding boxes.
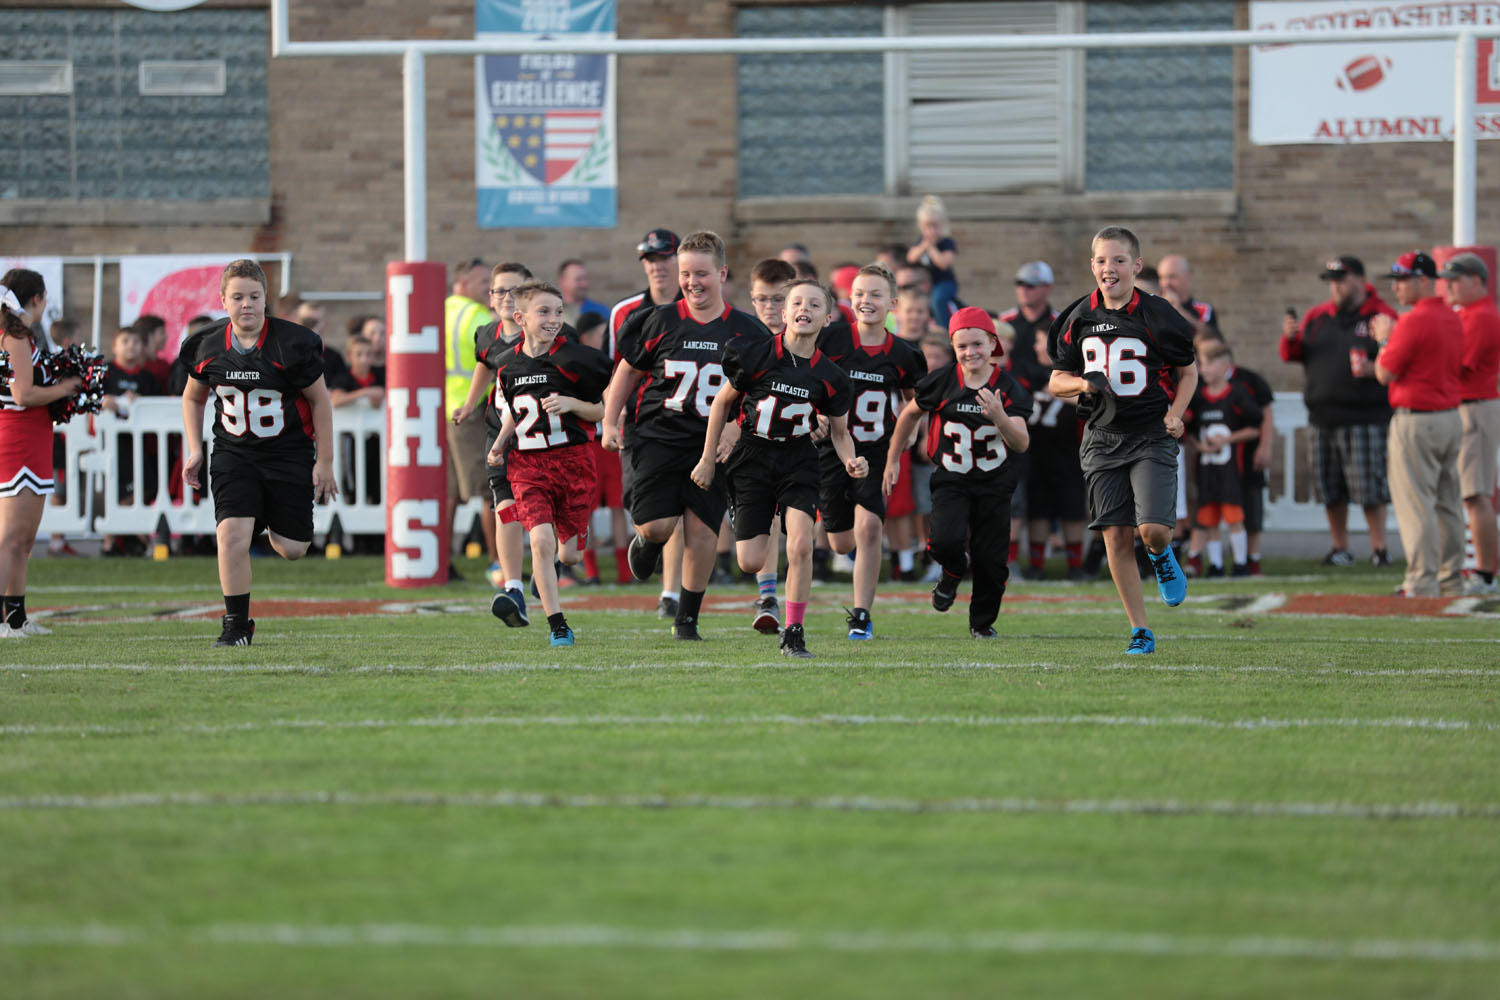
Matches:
[40,392,1475,542]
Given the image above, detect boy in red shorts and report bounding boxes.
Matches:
[487,281,612,646]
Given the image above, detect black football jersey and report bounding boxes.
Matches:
[1049,289,1196,434]
[1229,364,1274,411]
[475,320,525,435]
[815,326,927,454]
[722,334,852,444]
[1012,362,1080,453]
[494,338,612,453]
[620,300,771,447]
[1185,383,1262,504]
[914,363,1033,485]
[184,317,325,470]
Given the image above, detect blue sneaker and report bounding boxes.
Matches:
[846,608,874,640]
[490,587,530,628]
[1125,627,1155,655]
[549,624,575,647]
[1149,547,1187,607]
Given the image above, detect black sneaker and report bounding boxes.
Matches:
[1206,563,1225,578]
[779,623,812,658]
[931,571,960,613]
[657,595,679,620]
[672,618,702,641]
[752,595,780,634]
[213,614,255,647]
[845,607,873,641]
[490,588,530,628]
[970,626,999,639]
[1231,562,1252,578]
[1371,548,1391,567]
[627,534,664,581]
[1322,548,1355,567]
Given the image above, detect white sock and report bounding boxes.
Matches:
[898,549,915,572]
[660,590,680,602]
[505,578,522,592]
[1229,528,1248,565]
[1207,540,1223,568]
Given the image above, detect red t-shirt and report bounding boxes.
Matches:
[1379,296,1463,411]
[1458,296,1500,402]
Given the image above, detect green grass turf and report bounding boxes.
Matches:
[2,554,1498,998]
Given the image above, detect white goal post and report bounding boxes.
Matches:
[268,1,1499,261]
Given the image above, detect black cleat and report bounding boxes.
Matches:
[672,618,702,641]
[213,614,255,647]
[657,595,679,620]
[490,588,530,628]
[627,534,664,581]
[931,571,960,613]
[752,595,780,634]
[779,623,813,658]
[970,625,999,639]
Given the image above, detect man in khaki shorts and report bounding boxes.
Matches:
[1440,253,1500,595]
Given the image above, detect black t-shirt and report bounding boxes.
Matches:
[103,364,163,398]
[494,338,612,453]
[815,326,927,455]
[722,334,851,444]
[1049,289,1197,434]
[183,317,325,475]
[620,300,771,447]
[1185,382,1262,503]
[914,363,1033,486]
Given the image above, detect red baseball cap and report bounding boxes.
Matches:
[948,306,998,348]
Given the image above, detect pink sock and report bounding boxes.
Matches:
[787,601,806,626]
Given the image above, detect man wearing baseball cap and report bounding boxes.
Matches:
[1370,251,1465,597]
[1280,253,1399,567]
[1439,252,1500,594]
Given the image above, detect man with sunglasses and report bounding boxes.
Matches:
[1370,251,1465,596]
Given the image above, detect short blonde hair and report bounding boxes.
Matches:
[855,263,897,295]
[510,280,563,308]
[220,258,267,295]
[678,230,726,268]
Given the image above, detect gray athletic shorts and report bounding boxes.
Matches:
[1080,426,1180,530]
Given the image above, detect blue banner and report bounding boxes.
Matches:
[476,1,617,229]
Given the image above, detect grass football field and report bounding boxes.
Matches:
[2,553,1498,998]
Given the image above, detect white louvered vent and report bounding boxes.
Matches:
[0,61,74,96]
[905,3,1070,193]
[138,60,226,97]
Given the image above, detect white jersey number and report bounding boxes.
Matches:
[1029,390,1066,429]
[662,360,725,417]
[511,394,568,450]
[848,389,889,443]
[941,423,1006,474]
[751,397,814,439]
[1081,335,1149,397]
[215,386,285,439]
[1198,422,1232,466]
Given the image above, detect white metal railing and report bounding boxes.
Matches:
[37,392,1438,542]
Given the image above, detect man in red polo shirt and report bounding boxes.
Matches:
[1371,251,1465,597]
[1440,253,1500,594]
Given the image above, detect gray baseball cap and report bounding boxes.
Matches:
[1438,252,1488,283]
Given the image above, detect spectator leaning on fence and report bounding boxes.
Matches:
[1369,252,1465,598]
[1280,254,1398,567]
[1439,253,1500,594]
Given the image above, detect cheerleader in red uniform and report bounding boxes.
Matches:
[0,272,81,638]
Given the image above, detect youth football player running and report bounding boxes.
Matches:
[1047,226,1198,654]
[453,262,533,626]
[602,231,770,639]
[884,308,1030,638]
[486,281,611,647]
[818,264,926,639]
[691,279,864,658]
[181,259,337,647]
[743,257,797,634]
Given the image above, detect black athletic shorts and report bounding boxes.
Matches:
[817,445,887,534]
[485,430,514,506]
[630,437,728,531]
[210,459,314,543]
[1080,426,1179,530]
[726,437,820,541]
[1240,466,1266,534]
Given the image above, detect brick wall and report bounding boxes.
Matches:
[9,1,1499,391]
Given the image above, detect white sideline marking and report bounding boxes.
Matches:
[2,789,1496,820]
[5,660,1499,677]
[4,712,1495,739]
[1,922,1497,962]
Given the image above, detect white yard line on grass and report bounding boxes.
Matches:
[1,789,1496,820]
[4,713,1495,739]
[1,922,1497,961]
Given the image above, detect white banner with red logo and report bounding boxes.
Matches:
[1250,1,1500,144]
[118,254,234,359]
